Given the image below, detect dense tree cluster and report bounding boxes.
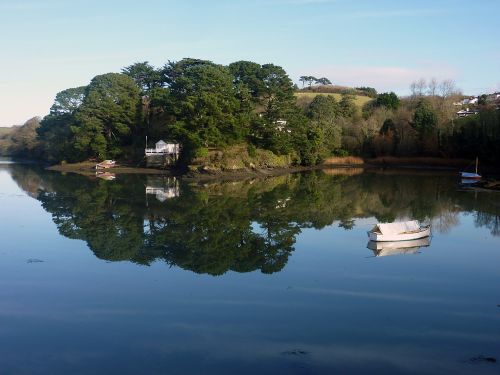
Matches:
[33,59,343,165]
[299,76,332,88]
[3,61,499,166]
[0,117,41,158]
[330,79,499,162]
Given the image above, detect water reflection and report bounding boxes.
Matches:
[95,171,116,180]
[145,176,180,202]
[7,164,500,274]
[367,237,431,257]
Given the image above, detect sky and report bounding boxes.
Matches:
[0,0,499,126]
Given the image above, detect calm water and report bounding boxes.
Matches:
[1,161,499,375]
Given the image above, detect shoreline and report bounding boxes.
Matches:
[42,157,500,180]
[43,158,480,181]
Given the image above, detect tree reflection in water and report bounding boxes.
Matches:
[8,165,500,275]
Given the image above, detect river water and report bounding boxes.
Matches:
[0,161,499,374]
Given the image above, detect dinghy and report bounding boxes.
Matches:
[367,220,430,242]
[460,157,481,180]
[95,160,116,169]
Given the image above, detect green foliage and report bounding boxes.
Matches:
[196,147,209,158]
[380,119,396,135]
[299,75,317,88]
[444,109,500,163]
[247,143,257,157]
[412,100,437,135]
[1,117,41,158]
[339,93,357,118]
[376,92,400,110]
[260,64,296,122]
[48,86,86,115]
[165,59,248,151]
[122,61,162,94]
[356,87,378,98]
[306,95,342,155]
[72,73,142,160]
[316,77,332,85]
[37,87,87,161]
[228,60,265,101]
[31,56,500,167]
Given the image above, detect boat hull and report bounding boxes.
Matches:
[367,226,431,242]
[460,172,481,180]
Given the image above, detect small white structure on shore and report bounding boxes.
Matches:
[145,140,181,156]
[145,139,181,167]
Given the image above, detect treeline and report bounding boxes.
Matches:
[35,59,357,165]
[0,117,41,158]
[344,79,500,164]
[6,58,500,166]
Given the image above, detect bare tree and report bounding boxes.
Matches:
[427,78,438,96]
[439,79,459,98]
[410,78,427,97]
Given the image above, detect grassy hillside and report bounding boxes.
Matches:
[0,127,14,137]
[295,92,373,109]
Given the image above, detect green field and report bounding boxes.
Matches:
[295,92,373,108]
[0,127,14,138]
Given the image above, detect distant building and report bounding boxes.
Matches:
[145,140,181,156]
[456,108,479,117]
[462,97,478,105]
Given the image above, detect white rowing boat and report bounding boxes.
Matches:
[367,220,431,242]
[460,157,481,180]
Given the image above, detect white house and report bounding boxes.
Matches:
[145,140,181,156]
[456,108,479,117]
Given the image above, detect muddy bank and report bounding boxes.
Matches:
[45,157,499,182]
[46,162,173,176]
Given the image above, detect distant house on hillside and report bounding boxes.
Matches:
[456,108,479,117]
[462,97,478,105]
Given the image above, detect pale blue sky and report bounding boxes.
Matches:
[1,0,499,126]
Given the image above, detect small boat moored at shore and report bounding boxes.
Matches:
[95,160,116,169]
[367,220,431,242]
[460,157,481,180]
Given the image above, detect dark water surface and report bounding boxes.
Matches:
[1,162,499,375]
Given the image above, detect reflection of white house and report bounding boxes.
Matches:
[145,140,181,156]
[145,177,180,202]
[145,186,180,202]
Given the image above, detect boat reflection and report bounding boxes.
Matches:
[460,178,480,185]
[367,237,431,257]
[95,171,116,180]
